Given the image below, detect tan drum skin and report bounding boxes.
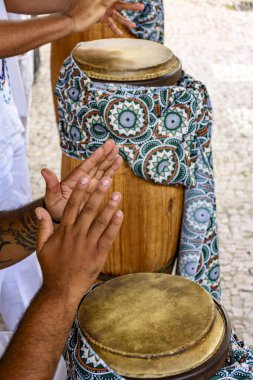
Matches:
[77,274,231,379]
[51,22,134,109]
[52,28,185,277]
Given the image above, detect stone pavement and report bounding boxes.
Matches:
[2,0,253,345]
[164,0,253,344]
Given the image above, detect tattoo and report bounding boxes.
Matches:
[0,226,12,251]
[8,210,38,253]
[0,199,42,268]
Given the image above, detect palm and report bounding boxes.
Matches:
[43,141,122,221]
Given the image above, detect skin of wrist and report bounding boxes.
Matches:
[60,11,75,34]
[39,281,92,308]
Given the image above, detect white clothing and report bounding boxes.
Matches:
[0,0,42,331]
[0,332,68,379]
[8,12,34,132]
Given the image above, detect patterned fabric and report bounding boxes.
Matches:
[0,59,11,103]
[123,0,164,43]
[56,54,253,379]
[56,53,221,299]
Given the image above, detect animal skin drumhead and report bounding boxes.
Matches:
[78,273,226,378]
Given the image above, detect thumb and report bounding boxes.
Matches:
[41,168,61,196]
[35,207,54,252]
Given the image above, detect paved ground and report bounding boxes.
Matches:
[164,1,253,344]
[2,0,253,344]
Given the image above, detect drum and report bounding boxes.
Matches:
[51,22,134,111]
[67,273,231,380]
[60,39,184,277]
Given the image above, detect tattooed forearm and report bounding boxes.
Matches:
[9,211,38,252]
[0,199,43,269]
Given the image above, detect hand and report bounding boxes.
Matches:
[35,175,123,303]
[64,0,144,34]
[100,1,145,36]
[43,139,122,221]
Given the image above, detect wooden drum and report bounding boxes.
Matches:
[51,22,134,109]
[68,273,231,380]
[59,39,185,277]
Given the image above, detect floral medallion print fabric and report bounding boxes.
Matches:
[56,54,253,379]
[56,54,220,299]
[122,0,164,43]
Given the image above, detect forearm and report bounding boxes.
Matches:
[5,0,71,15]
[0,14,73,58]
[0,287,79,380]
[0,199,43,269]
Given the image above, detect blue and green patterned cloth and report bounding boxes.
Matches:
[122,0,164,43]
[55,52,253,380]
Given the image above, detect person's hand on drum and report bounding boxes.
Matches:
[100,1,145,36]
[35,173,123,302]
[64,0,144,35]
[42,139,122,222]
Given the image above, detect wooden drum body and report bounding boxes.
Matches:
[62,155,184,276]
[58,39,185,277]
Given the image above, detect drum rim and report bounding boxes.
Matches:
[72,41,182,83]
[78,274,217,358]
[122,300,231,380]
[76,277,231,380]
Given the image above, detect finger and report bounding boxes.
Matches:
[88,144,119,179]
[92,145,120,182]
[113,1,145,12]
[77,176,112,231]
[112,10,136,28]
[103,155,123,178]
[105,16,123,35]
[42,168,61,197]
[88,192,122,241]
[35,207,54,252]
[61,176,91,227]
[61,140,116,189]
[97,210,124,255]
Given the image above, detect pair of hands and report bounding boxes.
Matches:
[35,140,123,304]
[64,0,144,35]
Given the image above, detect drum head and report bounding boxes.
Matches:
[78,274,229,378]
[72,39,182,83]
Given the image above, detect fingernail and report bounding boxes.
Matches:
[115,210,123,218]
[111,192,120,201]
[80,176,89,185]
[101,178,110,187]
[35,211,42,221]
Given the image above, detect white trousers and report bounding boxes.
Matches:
[0,331,67,379]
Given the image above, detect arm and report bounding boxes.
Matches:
[0,0,144,58]
[0,173,123,380]
[0,140,122,269]
[0,199,42,269]
[5,0,71,15]
[0,15,73,58]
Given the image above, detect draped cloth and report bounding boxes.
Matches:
[56,53,253,379]
[123,0,164,43]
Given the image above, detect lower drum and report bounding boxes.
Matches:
[65,273,231,380]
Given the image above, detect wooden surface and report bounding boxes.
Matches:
[62,155,184,276]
